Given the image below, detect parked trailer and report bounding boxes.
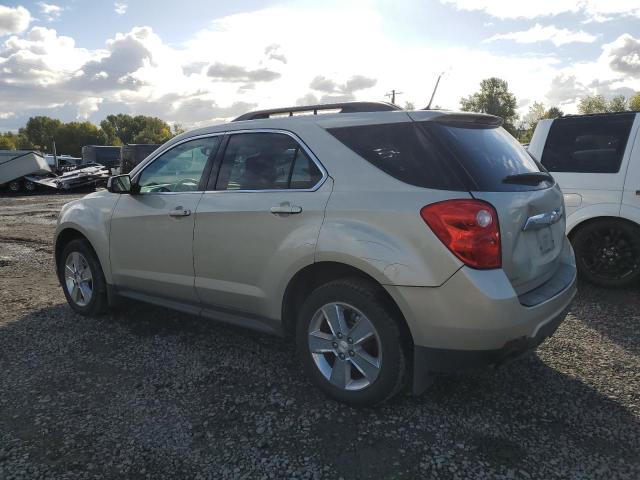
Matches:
[121,144,160,174]
[81,145,122,173]
[26,163,110,191]
[0,150,51,192]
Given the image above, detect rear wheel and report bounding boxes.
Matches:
[8,180,21,192]
[296,278,408,407]
[572,219,640,288]
[59,239,108,315]
[24,180,36,193]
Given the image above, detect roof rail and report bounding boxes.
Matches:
[232,101,402,122]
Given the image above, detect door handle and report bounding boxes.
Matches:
[169,207,192,217]
[270,204,302,215]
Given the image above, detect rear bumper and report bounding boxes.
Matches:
[413,303,568,373]
[383,238,577,392]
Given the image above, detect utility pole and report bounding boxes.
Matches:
[385,89,403,105]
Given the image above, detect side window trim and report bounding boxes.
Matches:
[131,133,224,194]
[203,129,328,193]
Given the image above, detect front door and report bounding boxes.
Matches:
[109,135,222,306]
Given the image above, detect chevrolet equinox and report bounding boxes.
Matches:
[55,102,577,406]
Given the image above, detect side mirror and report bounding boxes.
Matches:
[107,174,132,193]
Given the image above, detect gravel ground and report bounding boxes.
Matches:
[0,192,639,479]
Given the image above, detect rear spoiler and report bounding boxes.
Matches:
[432,113,503,128]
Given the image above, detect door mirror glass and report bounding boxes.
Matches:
[107,174,132,193]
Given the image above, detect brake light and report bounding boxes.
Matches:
[420,199,501,269]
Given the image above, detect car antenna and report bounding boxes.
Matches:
[425,72,445,110]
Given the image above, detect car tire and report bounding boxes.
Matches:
[572,219,640,288]
[296,278,408,407]
[58,239,109,316]
[8,180,21,192]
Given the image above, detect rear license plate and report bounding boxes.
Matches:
[537,227,555,254]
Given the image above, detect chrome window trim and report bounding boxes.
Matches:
[204,128,328,194]
[130,133,226,193]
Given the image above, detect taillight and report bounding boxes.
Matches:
[420,199,501,269]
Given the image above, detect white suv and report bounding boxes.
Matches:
[529,112,640,287]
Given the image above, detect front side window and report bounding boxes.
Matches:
[215,132,322,190]
[541,115,634,173]
[138,137,220,193]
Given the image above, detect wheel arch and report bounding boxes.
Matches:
[281,261,415,347]
[55,228,103,282]
[568,215,640,240]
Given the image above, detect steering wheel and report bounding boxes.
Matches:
[173,178,199,192]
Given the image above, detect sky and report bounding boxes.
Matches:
[0,0,639,131]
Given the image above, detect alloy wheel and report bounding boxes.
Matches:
[307,302,382,391]
[581,226,640,281]
[64,251,93,307]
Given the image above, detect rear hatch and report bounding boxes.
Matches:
[410,112,566,295]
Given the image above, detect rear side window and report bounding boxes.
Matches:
[541,115,634,173]
[327,121,546,191]
[215,132,323,190]
[326,122,466,190]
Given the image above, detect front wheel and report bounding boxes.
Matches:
[58,239,109,315]
[572,219,640,288]
[296,278,408,407]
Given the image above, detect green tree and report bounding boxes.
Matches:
[21,116,62,151]
[172,123,186,136]
[630,92,640,111]
[132,117,173,144]
[404,101,415,110]
[100,114,137,145]
[460,77,518,134]
[523,101,546,130]
[0,133,17,150]
[544,106,564,119]
[100,114,173,145]
[578,95,607,114]
[608,95,628,113]
[55,122,107,157]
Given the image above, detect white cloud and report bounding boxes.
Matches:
[0,4,639,132]
[440,0,640,21]
[485,24,598,47]
[603,34,640,78]
[0,5,31,36]
[38,2,63,22]
[114,2,128,15]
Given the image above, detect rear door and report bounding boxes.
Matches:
[193,130,331,321]
[410,112,567,294]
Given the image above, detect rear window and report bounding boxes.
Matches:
[541,114,634,173]
[327,121,547,191]
[326,122,466,190]
[432,123,549,191]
